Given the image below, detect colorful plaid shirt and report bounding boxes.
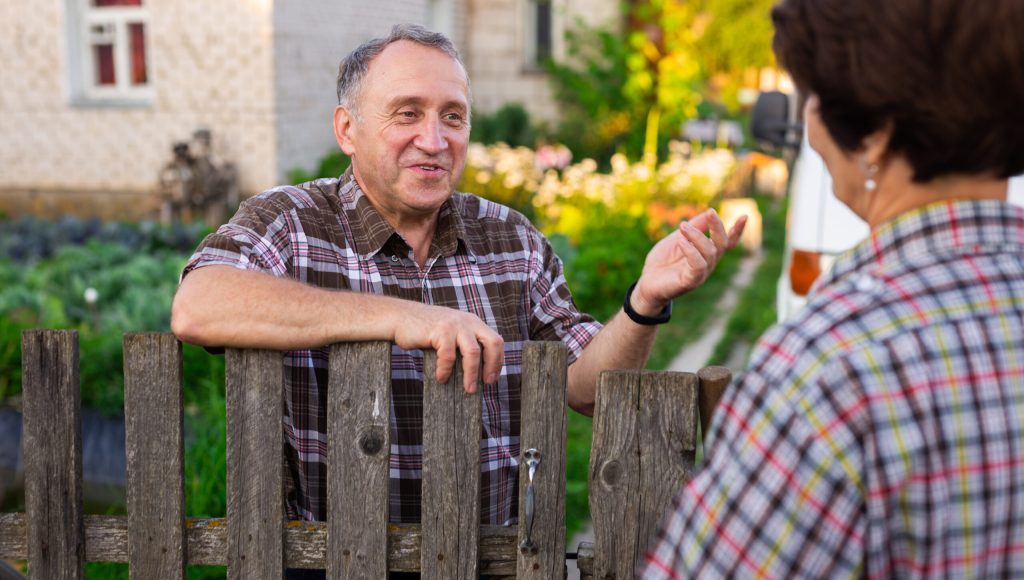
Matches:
[640,200,1024,578]
[182,171,601,524]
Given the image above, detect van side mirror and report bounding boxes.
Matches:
[751,91,803,149]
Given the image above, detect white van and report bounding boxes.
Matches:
[776,136,1024,321]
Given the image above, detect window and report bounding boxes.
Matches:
[68,0,151,104]
[523,0,553,71]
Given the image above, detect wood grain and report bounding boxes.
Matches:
[421,351,481,579]
[21,330,84,580]
[124,333,186,579]
[636,371,698,568]
[327,342,391,579]
[225,348,284,579]
[588,370,640,579]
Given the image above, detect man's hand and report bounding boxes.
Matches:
[392,304,504,394]
[566,209,746,415]
[630,209,747,316]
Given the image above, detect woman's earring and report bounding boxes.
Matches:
[864,162,879,192]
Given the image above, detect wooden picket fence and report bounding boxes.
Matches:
[0,330,731,579]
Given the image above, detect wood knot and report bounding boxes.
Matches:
[600,460,622,486]
[358,426,385,456]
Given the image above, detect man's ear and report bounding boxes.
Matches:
[333,106,357,156]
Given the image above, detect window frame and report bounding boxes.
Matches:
[67,0,153,106]
[522,0,554,73]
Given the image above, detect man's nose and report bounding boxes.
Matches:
[414,116,448,154]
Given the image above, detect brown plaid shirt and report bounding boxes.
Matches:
[183,170,602,524]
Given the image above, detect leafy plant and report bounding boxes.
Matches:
[288,151,351,184]
[469,103,539,148]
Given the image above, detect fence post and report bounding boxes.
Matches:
[636,371,698,558]
[517,342,568,579]
[697,366,732,445]
[588,370,641,579]
[124,333,186,578]
[587,369,699,578]
[420,352,481,578]
[22,329,84,580]
[225,349,284,579]
[327,342,391,578]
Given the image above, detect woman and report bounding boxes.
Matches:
[640,0,1024,577]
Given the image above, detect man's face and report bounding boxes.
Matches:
[335,41,471,224]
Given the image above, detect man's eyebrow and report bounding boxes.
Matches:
[384,95,467,112]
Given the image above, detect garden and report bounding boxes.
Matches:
[1,1,786,576]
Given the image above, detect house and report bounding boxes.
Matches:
[0,0,618,220]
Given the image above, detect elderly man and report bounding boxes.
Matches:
[172,24,743,538]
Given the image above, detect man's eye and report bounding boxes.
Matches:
[398,111,416,119]
[445,113,464,123]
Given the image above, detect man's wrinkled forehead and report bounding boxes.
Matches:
[361,41,471,104]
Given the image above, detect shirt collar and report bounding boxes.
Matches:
[819,199,1024,291]
[337,168,468,260]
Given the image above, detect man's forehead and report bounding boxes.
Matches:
[367,40,468,85]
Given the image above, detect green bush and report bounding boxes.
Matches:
[470,103,538,148]
[288,150,351,184]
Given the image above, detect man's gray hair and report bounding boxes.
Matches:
[336,24,468,115]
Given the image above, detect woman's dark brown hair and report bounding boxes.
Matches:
[772,0,1024,182]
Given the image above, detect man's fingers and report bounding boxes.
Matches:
[686,209,714,232]
[727,215,748,248]
[479,331,505,387]
[456,335,482,394]
[706,209,730,252]
[680,221,717,264]
[676,235,708,278]
[434,339,457,385]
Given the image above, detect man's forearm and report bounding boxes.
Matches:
[171,266,404,349]
[171,265,506,391]
[567,310,658,416]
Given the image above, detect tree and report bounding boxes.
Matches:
[547,0,776,163]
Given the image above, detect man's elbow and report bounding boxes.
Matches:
[170,293,212,346]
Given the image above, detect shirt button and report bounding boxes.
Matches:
[391,255,399,263]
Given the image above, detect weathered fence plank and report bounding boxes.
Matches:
[327,341,391,579]
[589,370,641,579]
[22,329,84,580]
[225,348,284,579]
[580,369,707,579]
[124,333,186,579]
[637,372,698,563]
[517,342,568,579]
[0,514,519,573]
[421,352,481,578]
[697,365,732,443]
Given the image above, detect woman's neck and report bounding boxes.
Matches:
[865,161,1009,229]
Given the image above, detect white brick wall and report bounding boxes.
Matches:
[464,0,620,122]
[0,0,277,198]
[272,0,434,180]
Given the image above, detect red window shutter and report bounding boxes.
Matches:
[93,0,143,6]
[94,44,116,85]
[129,23,147,84]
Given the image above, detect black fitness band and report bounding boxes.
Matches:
[623,282,672,325]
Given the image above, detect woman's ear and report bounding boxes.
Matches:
[333,106,357,157]
[862,120,894,165]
